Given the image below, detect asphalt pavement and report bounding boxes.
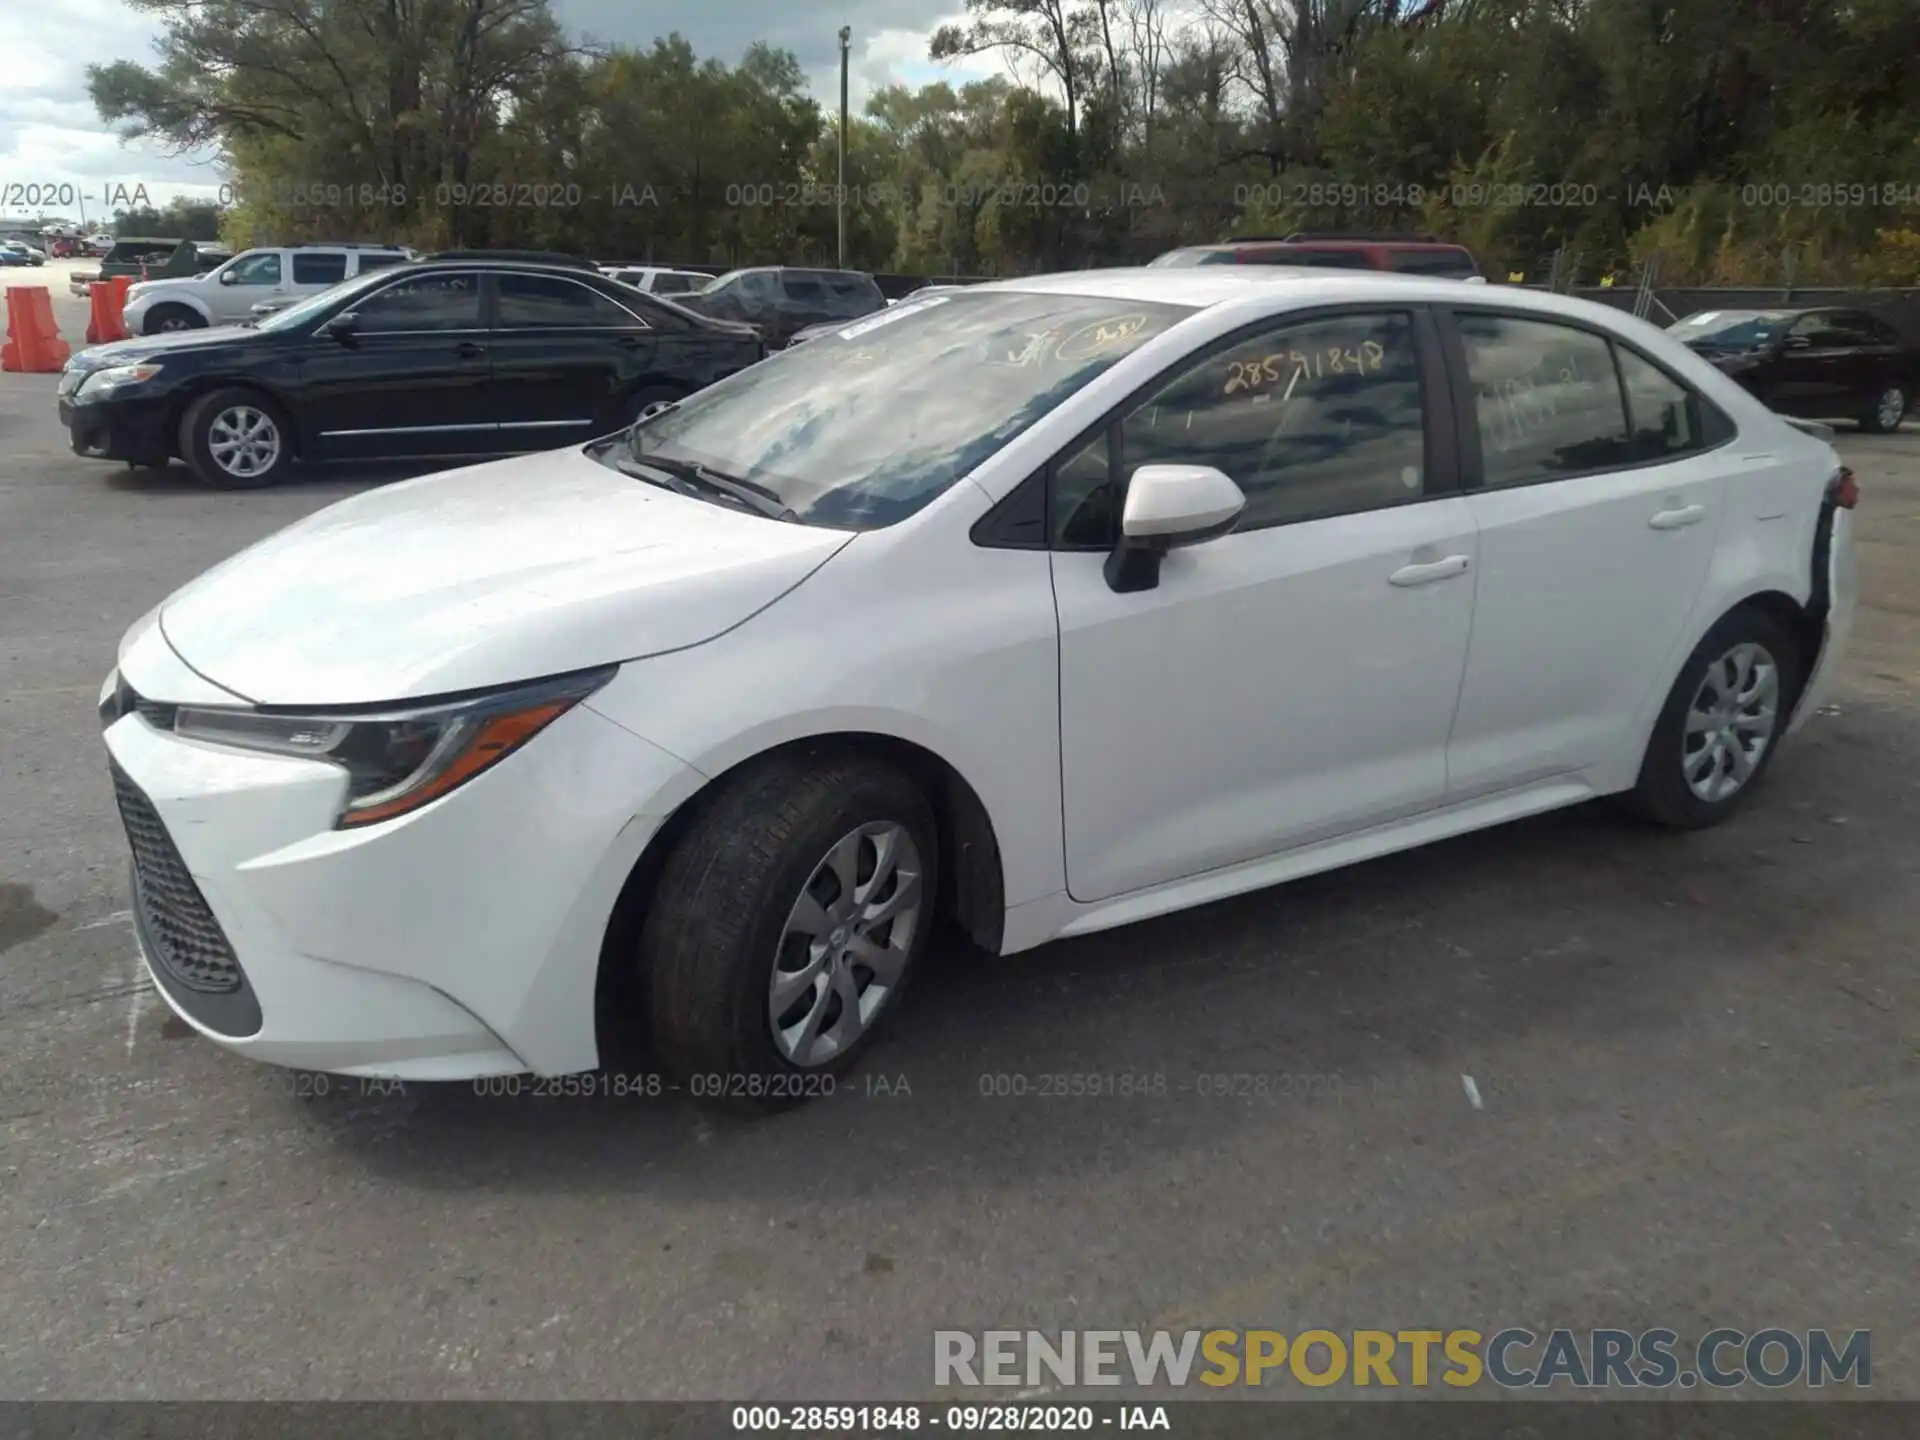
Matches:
[1,343,1916,1400]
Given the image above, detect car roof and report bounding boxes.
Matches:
[974,266,1656,326]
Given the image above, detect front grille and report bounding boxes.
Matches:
[110,762,243,994]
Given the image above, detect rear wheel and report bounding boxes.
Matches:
[1623,606,1802,829]
[179,387,294,489]
[639,749,938,1111]
[1861,381,1907,434]
[144,304,205,336]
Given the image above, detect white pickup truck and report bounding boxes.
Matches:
[119,243,415,335]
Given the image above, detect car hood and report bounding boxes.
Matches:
[156,445,857,706]
[70,325,259,369]
[128,276,197,297]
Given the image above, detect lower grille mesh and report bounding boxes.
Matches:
[110,763,244,994]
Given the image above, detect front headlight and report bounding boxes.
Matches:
[76,363,164,397]
[169,666,615,828]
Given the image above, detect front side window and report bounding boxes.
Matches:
[1053,311,1427,544]
[224,252,283,286]
[352,272,481,332]
[1456,312,1630,487]
[619,291,1191,530]
[497,273,638,329]
[291,252,348,285]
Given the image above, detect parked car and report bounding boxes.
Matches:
[60,255,765,487]
[602,265,712,297]
[1150,232,1483,279]
[95,267,1856,1106]
[122,242,414,335]
[0,240,40,266]
[87,233,116,255]
[1668,307,1915,432]
[48,236,80,259]
[72,238,234,296]
[676,266,887,347]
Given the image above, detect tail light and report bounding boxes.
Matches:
[1829,466,1859,510]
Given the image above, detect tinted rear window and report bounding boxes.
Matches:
[1248,248,1375,269]
[1387,248,1480,277]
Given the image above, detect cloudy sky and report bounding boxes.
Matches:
[0,0,1004,214]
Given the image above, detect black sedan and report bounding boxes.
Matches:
[58,257,766,488]
[1668,306,1916,432]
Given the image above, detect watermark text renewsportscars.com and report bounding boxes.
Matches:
[934,1328,1871,1391]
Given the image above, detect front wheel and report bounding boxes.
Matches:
[1861,381,1908,434]
[639,750,939,1110]
[1623,606,1802,829]
[179,387,294,489]
[143,304,206,336]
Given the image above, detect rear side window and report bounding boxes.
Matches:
[653,273,700,294]
[1389,249,1479,278]
[1456,312,1631,486]
[1616,348,1699,460]
[292,252,348,285]
[497,273,640,328]
[355,252,407,273]
[782,274,829,302]
[1251,248,1374,269]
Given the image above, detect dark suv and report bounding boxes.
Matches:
[1150,233,1482,279]
[679,267,887,348]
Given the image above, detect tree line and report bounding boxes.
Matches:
[87,0,1920,284]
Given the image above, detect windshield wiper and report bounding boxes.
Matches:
[609,449,798,523]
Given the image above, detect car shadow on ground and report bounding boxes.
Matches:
[229,696,1911,1205]
[103,457,487,495]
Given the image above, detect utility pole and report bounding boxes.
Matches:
[838,25,851,268]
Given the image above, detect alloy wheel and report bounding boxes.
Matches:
[157,315,194,332]
[1683,641,1780,803]
[1877,386,1906,431]
[206,406,282,480]
[768,822,924,1067]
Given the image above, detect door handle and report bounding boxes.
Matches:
[1389,555,1471,587]
[455,340,487,358]
[1648,504,1705,530]
[614,334,645,349]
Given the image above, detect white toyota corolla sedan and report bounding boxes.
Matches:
[100,268,1859,1106]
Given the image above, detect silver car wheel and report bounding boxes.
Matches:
[1877,386,1906,430]
[205,406,282,479]
[769,822,924,1067]
[1683,641,1780,803]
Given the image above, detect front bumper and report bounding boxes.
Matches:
[60,391,174,463]
[102,665,701,1079]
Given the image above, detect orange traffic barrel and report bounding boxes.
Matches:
[1,286,71,372]
[87,275,132,344]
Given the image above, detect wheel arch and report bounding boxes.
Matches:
[592,728,1007,1066]
[171,376,308,457]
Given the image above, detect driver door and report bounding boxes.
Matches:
[1050,307,1478,903]
[208,250,289,324]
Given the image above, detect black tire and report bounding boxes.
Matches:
[179,387,295,489]
[144,304,206,336]
[639,748,939,1111]
[1623,605,1803,830]
[620,383,685,429]
[1859,380,1908,434]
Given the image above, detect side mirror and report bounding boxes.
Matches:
[1103,464,1246,594]
[218,270,238,286]
[323,312,359,344]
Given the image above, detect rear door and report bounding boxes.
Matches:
[1439,308,1729,800]
[301,269,496,458]
[776,272,837,343]
[287,248,349,304]
[484,271,658,443]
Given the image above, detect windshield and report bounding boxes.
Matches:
[1668,311,1789,349]
[613,289,1191,529]
[254,266,410,333]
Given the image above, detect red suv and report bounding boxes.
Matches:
[1150,233,1482,280]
